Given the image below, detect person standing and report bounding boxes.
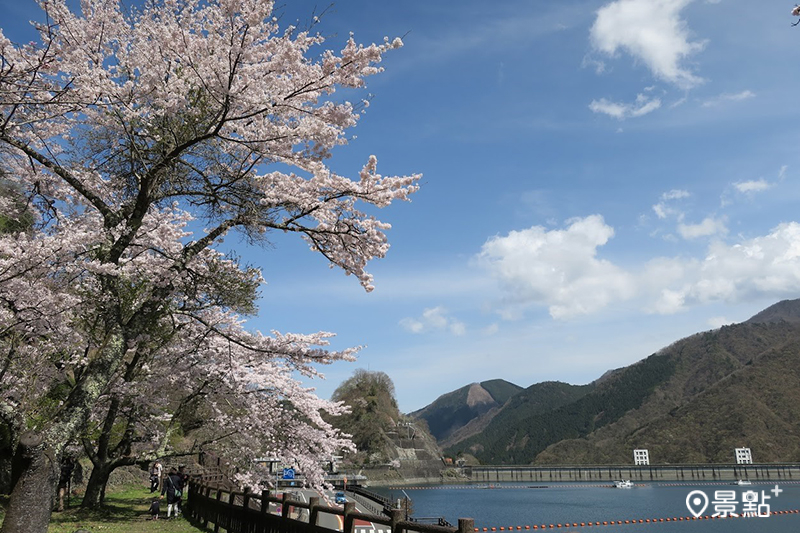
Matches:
[160,467,183,518]
[176,465,189,516]
[156,461,163,488]
[56,456,75,512]
[149,460,162,493]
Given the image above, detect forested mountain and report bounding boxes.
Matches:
[328,370,443,480]
[410,379,523,444]
[437,298,800,465]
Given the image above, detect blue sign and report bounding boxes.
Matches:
[282,468,295,480]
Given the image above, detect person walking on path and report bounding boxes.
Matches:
[160,467,184,518]
[149,497,161,520]
[56,455,75,512]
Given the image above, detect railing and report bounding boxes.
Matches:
[466,463,800,482]
[188,480,474,533]
[346,485,393,514]
[343,490,385,517]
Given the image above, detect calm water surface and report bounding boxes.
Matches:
[373,481,800,532]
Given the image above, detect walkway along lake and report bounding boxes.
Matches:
[373,481,800,532]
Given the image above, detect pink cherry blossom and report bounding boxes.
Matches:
[0,1,416,529]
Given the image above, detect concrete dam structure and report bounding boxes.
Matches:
[465,464,800,483]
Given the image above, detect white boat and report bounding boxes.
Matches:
[613,480,634,489]
[736,479,752,486]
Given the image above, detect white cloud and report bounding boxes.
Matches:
[701,90,756,107]
[653,204,669,219]
[399,307,466,336]
[653,189,690,219]
[644,222,800,314]
[590,0,706,89]
[482,323,500,335]
[478,215,800,321]
[581,55,607,74]
[677,216,727,239]
[589,93,662,119]
[707,316,733,328]
[662,189,691,201]
[734,179,771,194]
[478,215,636,320]
[723,167,786,207]
[450,321,467,336]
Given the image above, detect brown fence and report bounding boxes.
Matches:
[187,480,474,533]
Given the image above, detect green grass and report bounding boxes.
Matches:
[2,484,206,533]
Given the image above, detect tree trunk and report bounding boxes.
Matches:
[1,329,126,533]
[0,439,14,494]
[0,432,59,533]
[81,460,114,509]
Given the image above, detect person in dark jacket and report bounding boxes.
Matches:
[176,465,189,515]
[160,468,184,518]
[149,497,160,520]
[56,456,75,512]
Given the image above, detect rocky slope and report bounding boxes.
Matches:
[410,379,523,445]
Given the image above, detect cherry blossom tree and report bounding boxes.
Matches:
[0,0,418,530]
[79,295,359,508]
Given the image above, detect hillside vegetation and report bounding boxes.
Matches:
[420,299,800,466]
[447,357,671,463]
[410,379,523,444]
[329,370,443,480]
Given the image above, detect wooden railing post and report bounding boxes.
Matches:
[390,508,403,533]
[261,489,270,515]
[214,489,223,533]
[308,496,319,525]
[281,492,291,518]
[343,501,356,533]
[202,485,212,528]
[458,518,475,533]
[227,490,236,532]
[242,487,251,533]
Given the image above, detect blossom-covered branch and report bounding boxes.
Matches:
[0,0,417,529]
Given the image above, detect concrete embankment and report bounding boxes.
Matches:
[465,464,800,483]
[365,476,451,488]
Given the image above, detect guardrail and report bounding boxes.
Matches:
[188,479,474,533]
[347,485,393,514]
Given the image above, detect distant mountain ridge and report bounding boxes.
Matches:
[746,299,800,325]
[410,379,523,445]
[413,298,800,465]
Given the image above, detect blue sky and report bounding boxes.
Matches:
[4,0,800,412]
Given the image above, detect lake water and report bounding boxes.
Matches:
[372,481,800,532]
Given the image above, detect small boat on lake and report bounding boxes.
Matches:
[613,480,634,489]
[736,479,752,486]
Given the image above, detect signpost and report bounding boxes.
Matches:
[283,468,295,480]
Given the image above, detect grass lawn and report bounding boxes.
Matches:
[2,484,207,533]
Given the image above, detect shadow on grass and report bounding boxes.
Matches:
[49,489,151,525]
[2,488,208,532]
